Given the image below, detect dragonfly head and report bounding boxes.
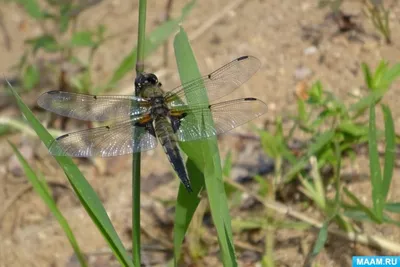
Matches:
[135,73,159,92]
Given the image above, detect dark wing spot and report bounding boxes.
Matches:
[208,104,211,109]
[105,126,110,130]
[93,95,97,100]
[48,90,59,94]
[208,74,211,79]
[56,134,69,140]
[244,97,257,101]
[237,55,249,61]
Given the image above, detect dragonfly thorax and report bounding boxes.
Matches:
[150,96,169,116]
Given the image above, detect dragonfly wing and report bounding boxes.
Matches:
[173,98,268,142]
[37,91,150,121]
[165,56,261,107]
[49,118,157,157]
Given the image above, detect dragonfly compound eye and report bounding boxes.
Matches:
[147,73,159,85]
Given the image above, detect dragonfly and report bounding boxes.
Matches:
[37,55,268,192]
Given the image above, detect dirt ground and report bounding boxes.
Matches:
[1,0,400,266]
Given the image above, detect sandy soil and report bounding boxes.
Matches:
[1,0,400,266]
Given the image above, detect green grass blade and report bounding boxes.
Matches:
[307,220,329,263]
[349,90,386,116]
[106,0,196,88]
[381,63,400,89]
[361,62,373,89]
[385,202,400,213]
[368,105,383,220]
[343,188,380,222]
[132,0,147,265]
[173,27,237,266]
[8,85,134,267]
[381,104,395,200]
[8,141,87,267]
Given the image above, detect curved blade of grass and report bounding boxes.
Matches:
[8,141,87,267]
[8,85,134,267]
[105,0,196,89]
[381,104,395,200]
[173,27,237,266]
[368,105,383,221]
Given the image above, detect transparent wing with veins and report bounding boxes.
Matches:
[48,117,157,157]
[165,56,261,107]
[37,91,151,122]
[171,98,268,142]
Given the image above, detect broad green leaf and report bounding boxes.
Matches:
[8,142,87,267]
[173,27,237,267]
[70,31,95,47]
[381,63,400,89]
[349,90,386,115]
[308,81,323,104]
[26,35,60,54]
[22,64,40,89]
[372,60,389,90]
[368,105,383,220]
[16,0,44,19]
[310,221,329,257]
[59,3,73,33]
[338,121,368,137]
[381,105,395,200]
[297,99,307,122]
[306,130,335,156]
[106,0,196,89]
[8,85,134,267]
[259,130,281,159]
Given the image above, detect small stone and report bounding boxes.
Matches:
[269,102,276,111]
[294,66,312,80]
[304,46,318,55]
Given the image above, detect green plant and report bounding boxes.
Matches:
[8,0,241,265]
[253,60,400,263]
[319,0,396,44]
[6,0,195,94]
[8,82,134,266]
[172,27,238,266]
[8,141,87,266]
[343,104,399,224]
[362,0,393,44]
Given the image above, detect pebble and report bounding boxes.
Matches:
[304,46,318,55]
[294,66,312,80]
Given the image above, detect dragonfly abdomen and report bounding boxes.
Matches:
[154,116,192,192]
